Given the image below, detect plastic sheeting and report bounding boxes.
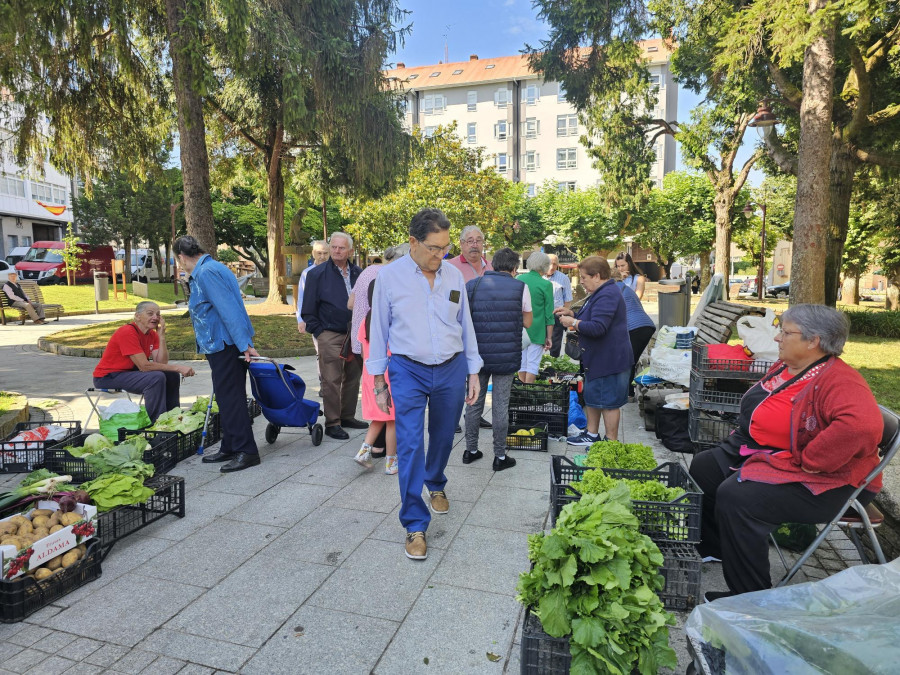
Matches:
[686,559,900,674]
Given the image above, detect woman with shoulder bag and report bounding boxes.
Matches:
[555,256,632,445]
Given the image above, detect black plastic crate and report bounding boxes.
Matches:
[45,433,177,482]
[691,342,774,380]
[688,385,745,414]
[119,421,214,464]
[688,409,739,450]
[509,380,569,437]
[0,421,81,474]
[549,455,703,542]
[521,608,571,675]
[0,541,102,623]
[505,423,549,453]
[658,542,702,611]
[95,474,185,558]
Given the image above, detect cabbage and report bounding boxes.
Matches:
[67,432,115,456]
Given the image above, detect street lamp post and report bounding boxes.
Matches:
[743,191,768,301]
[746,101,778,302]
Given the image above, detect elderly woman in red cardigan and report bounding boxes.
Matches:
[691,304,883,599]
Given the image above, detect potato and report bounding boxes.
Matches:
[49,524,63,534]
[0,522,16,536]
[0,536,22,549]
[60,551,79,568]
[31,528,50,541]
[48,511,61,527]
[45,556,63,570]
[31,515,50,529]
[60,513,81,527]
[30,509,54,518]
[76,544,87,556]
[16,520,33,535]
[8,515,29,527]
[33,568,54,580]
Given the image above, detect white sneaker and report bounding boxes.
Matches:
[384,455,398,475]
[354,443,374,469]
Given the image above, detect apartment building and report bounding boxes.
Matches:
[0,123,75,259]
[385,39,677,195]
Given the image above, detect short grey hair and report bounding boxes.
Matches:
[311,240,328,251]
[526,251,551,275]
[781,304,850,356]
[135,301,159,314]
[329,232,354,250]
[384,242,410,261]
[460,225,484,241]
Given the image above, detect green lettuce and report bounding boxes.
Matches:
[82,441,155,481]
[79,474,155,511]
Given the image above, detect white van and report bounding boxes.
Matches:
[116,248,163,283]
[5,246,31,266]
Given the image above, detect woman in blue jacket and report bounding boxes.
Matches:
[555,256,633,445]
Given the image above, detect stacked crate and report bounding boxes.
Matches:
[689,343,773,450]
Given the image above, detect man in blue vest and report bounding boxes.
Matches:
[462,248,533,471]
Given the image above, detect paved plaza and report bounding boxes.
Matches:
[0,310,865,674]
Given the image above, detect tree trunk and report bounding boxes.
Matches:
[887,282,900,311]
[844,276,859,305]
[265,136,287,305]
[790,0,835,306]
[712,192,734,298]
[699,251,711,291]
[123,237,132,285]
[165,0,216,259]
[824,140,857,306]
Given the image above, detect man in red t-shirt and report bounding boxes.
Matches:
[93,302,196,421]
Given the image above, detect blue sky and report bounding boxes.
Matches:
[391,0,762,186]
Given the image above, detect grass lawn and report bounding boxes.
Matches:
[40,282,183,313]
[44,314,314,354]
[0,391,16,415]
[841,336,900,411]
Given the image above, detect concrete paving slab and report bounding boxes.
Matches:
[2,648,46,674]
[19,654,76,675]
[82,644,130,667]
[137,490,251,541]
[174,664,217,675]
[57,637,104,662]
[135,518,285,588]
[198,464,291,497]
[224,480,337,529]
[45,575,205,647]
[322,469,401,513]
[137,656,186,674]
[109,649,158,674]
[293,447,373,488]
[137,629,256,672]
[0,641,24,663]
[429,524,529,597]
[28,631,76,654]
[466,484,550,534]
[6,626,52,647]
[487,452,553,492]
[163,555,333,648]
[437,463,493,503]
[263,506,386,567]
[374,583,519,675]
[60,664,104,675]
[242,605,398,675]
[309,538,444,621]
[368,500,475,551]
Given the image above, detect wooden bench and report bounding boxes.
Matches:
[0,280,64,326]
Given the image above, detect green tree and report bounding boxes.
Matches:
[530,182,623,257]
[340,125,516,252]
[206,0,409,303]
[60,225,83,286]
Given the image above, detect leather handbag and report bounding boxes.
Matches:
[564,332,584,360]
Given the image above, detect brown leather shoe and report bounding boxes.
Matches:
[405,531,427,560]
[429,490,449,514]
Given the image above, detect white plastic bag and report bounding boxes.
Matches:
[648,346,691,387]
[98,398,141,420]
[686,560,900,674]
[737,309,779,362]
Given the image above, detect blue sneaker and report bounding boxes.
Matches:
[566,431,600,447]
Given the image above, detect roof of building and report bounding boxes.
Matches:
[385,39,672,91]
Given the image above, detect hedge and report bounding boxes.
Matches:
[843,310,900,339]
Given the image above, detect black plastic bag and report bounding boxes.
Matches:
[654,406,695,453]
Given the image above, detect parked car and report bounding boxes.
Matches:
[766,280,791,298]
[116,248,163,283]
[738,279,758,296]
[5,246,31,266]
[0,260,11,283]
[15,241,116,285]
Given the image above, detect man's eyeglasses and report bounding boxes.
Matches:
[422,243,452,256]
[463,238,484,246]
[777,328,803,337]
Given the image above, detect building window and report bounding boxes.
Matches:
[556,148,577,170]
[522,83,540,105]
[0,174,26,199]
[647,45,658,52]
[557,114,578,136]
[649,74,661,88]
[399,97,408,114]
[467,122,477,144]
[557,181,576,193]
[522,117,540,139]
[526,183,536,198]
[494,87,510,108]
[523,150,540,171]
[407,74,418,80]
[7,235,18,250]
[429,71,441,78]
[467,91,477,112]
[496,153,508,173]
[494,120,508,141]
[22,236,31,246]
[485,64,496,69]
[424,126,437,138]
[31,181,68,204]
[423,93,446,115]
[452,69,463,75]
[557,83,567,102]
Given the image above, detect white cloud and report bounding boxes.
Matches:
[505,15,534,36]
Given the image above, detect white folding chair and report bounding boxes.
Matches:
[774,405,900,586]
[83,388,143,429]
